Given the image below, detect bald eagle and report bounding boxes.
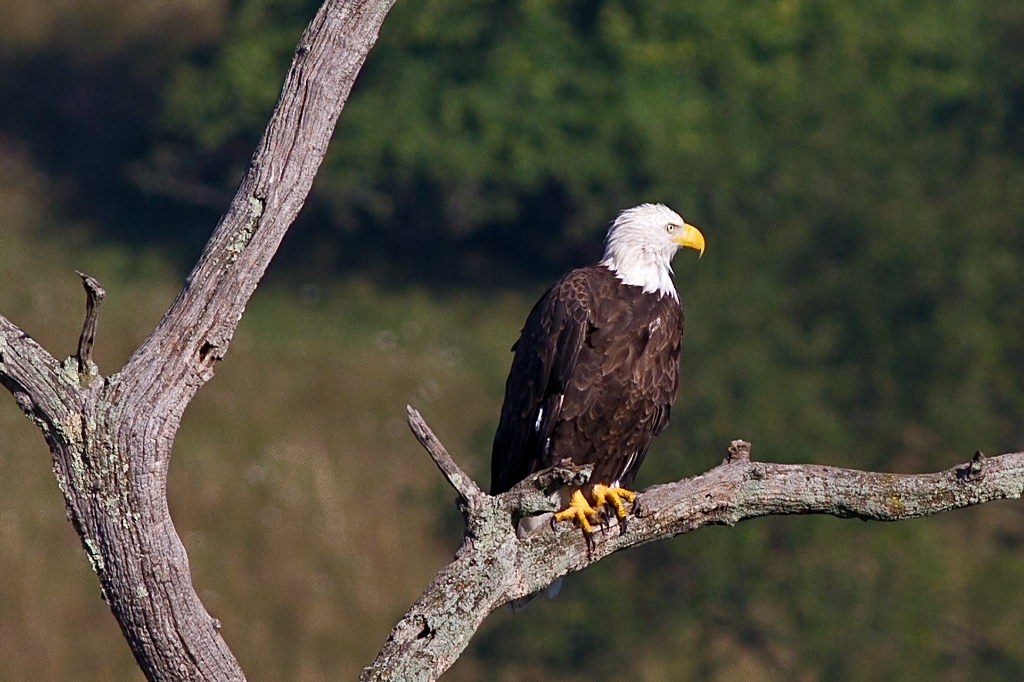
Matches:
[490,204,704,534]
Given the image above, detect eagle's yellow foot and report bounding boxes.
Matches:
[553,486,636,533]
[554,489,601,533]
[590,483,636,520]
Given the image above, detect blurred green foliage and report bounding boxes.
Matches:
[2,0,1024,680]
[157,0,1024,288]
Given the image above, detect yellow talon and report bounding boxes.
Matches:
[554,485,636,534]
[554,489,600,533]
[591,484,635,520]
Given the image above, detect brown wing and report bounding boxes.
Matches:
[489,271,591,495]
[491,266,683,494]
[549,271,682,488]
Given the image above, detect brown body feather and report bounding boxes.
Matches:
[490,264,682,495]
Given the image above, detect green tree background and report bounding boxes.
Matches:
[2,0,1024,679]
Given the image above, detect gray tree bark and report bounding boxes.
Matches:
[0,0,396,678]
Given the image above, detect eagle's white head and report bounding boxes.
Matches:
[600,203,705,300]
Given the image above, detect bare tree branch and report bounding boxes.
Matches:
[362,418,1024,682]
[74,271,106,382]
[408,406,486,505]
[0,314,76,427]
[0,0,397,679]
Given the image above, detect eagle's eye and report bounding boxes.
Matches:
[666,224,678,234]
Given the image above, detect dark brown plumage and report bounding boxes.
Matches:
[490,264,683,495]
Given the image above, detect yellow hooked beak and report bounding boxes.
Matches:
[672,223,705,257]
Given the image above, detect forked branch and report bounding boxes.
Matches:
[363,413,1024,682]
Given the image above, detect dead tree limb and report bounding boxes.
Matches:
[361,412,1024,682]
[0,0,396,679]
[75,271,106,382]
